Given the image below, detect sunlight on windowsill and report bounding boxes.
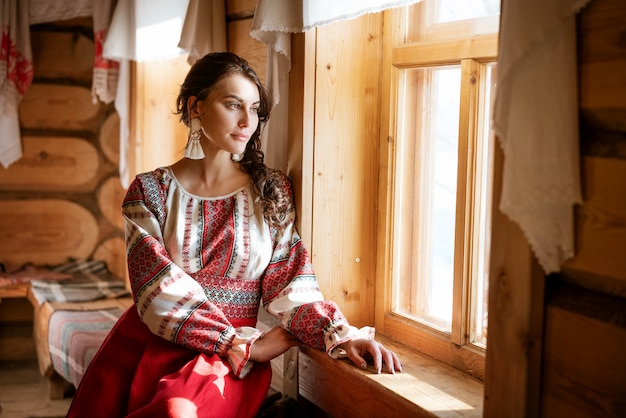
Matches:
[298,334,483,417]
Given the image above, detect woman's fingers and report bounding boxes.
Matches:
[342,339,402,374]
[378,345,402,374]
[344,342,368,370]
[367,342,383,374]
[391,350,403,372]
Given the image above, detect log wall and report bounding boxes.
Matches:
[0,18,126,360]
[0,18,127,280]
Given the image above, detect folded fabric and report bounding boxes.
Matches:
[28,259,130,304]
[0,266,72,288]
[30,279,130,305]
[50,259,111,276]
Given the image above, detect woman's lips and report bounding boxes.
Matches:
[232,133,249,142]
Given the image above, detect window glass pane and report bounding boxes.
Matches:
[393,66,461,333]
[405,0,500,43]
[436,0,500,23]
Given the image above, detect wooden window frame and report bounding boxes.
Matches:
[375,7,498,380]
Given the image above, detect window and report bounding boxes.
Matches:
[376,0,499,379]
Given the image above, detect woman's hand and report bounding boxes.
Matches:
[339,339,402,374]
[249,326,302,363]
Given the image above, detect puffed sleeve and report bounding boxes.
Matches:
[261,173,375,357]
[123,171,262,378]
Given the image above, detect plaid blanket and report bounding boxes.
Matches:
[48,307,127,387]
[30,260,130,305]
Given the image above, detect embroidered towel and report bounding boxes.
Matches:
[0,0,33,168]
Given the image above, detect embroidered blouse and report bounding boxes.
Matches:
[122,167,373,378]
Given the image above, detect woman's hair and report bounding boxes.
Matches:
[175,52,291,227]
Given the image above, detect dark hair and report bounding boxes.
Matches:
[175,52,291,227]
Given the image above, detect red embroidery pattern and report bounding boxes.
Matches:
[1,26,34,96]
[195,272,262,320]
[93,30,119,71]
[176,300,235,355]
[262,239,315,303]
[201,198,236,277]
[232,190,250,279]
[182,198,195,272]
[288,301,347,350]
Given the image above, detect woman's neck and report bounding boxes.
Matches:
[171,157,250,197]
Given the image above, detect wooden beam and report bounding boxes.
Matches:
[483,144,545,418]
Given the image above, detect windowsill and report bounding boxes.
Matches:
[297,334,484,417]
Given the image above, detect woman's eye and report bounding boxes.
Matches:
[227,102,241,109]
[251,107,260,114]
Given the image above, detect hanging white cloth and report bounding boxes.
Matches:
[103,0,188,62]
[29,0,91,24]
[493,0,591,273]
[178,0,226,66]
[254,0,423,32]
[0,0,33,168]
[115,59,131,188]
[91,0,118,104]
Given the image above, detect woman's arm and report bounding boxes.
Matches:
[260,173,401,373]
[249,326,302,362]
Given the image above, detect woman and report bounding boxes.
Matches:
[67,52,401,418]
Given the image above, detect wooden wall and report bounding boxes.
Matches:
[566,0,626,283]
[227,0,267,85]
[129,56,190,176]
[307,16,382,328]
[539,0,626,416]
[0,18,126,360]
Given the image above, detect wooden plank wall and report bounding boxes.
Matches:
[130,56,190,176]
[565,0,626,284]
[310,15,382,328]
[539,0,626,416]
[0,18,126,360]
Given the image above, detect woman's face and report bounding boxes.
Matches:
[193,73,261,158]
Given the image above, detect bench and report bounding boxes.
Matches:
[6,260,132,399]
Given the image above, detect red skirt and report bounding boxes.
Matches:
[66,306,272,418]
